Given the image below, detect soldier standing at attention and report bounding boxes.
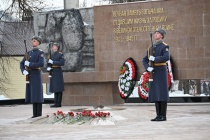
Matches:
[20,36,44,118]
[142,28,170,121]
[47,43,65,108]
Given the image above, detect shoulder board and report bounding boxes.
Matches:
[59,52,63,54]
[162,42,168,46]
[39,49,43,52]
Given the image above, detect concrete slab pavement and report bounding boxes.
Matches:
[0,103,210,140]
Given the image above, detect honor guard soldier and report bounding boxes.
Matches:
[142,28,170,121]
[47,42,65,107]
[20,36,44,118]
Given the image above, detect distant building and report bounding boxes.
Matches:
[0,21,47,99]
[0,11,16,22]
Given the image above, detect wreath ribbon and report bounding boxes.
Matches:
[118,58,137,99]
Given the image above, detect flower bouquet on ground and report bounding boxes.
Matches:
[118,57,137,99]
[46,110,113,125]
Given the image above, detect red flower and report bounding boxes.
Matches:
[68,111,74,117]
[120,66,126,75]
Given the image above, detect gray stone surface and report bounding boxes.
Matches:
[79,8,94,26]
[0,103,210,140]
[63,52,82,71]
[34,8,95,72]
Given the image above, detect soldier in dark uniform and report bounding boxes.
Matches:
[47,42,65,108]
[142,28,170,121]
[20,36,44,118]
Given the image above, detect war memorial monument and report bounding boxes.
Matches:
[33,0,210,105]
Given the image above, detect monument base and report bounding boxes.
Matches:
[62,82,124,106]
[125,97,210,103]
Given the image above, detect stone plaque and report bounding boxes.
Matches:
[94,0,210,80]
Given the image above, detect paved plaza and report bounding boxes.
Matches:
[0,103,210,140]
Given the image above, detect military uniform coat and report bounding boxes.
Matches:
[142,41,170,102]
[49,51,65,93]
[20,48,44,103]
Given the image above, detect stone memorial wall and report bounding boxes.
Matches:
[34,0,210,105]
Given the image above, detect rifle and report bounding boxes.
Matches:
[24,40,30,83]
[0,41,2,54]
[149,32,154,82]
[48,42,52,78]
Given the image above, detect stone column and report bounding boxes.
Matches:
[64,0,79,9]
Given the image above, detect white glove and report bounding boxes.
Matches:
[147,67,154,72]
[149,56,155,61]
[47,67,52,71]
[48,59,53,64]
[24,60,30,66]
[23,70,29,75]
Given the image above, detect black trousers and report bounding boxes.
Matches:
[155,101,167,117]
[51,92,63,107]
[33,103,42,117]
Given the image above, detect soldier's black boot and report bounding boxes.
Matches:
[157,101,167,121]
[50,93,58,108]
[57,92,63,107]
[37,103,42,117]
[32,103,37,118]
[151,102,160,121]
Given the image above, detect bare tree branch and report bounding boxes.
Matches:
[0,0,50,22]
[0,0,49,97]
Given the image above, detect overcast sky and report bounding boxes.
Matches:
[0,0,111,11]
[0,0,64,11]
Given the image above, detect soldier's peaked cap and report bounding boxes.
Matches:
[53,42,60,48]
[155,28,166,39]
[32,36,42,44]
